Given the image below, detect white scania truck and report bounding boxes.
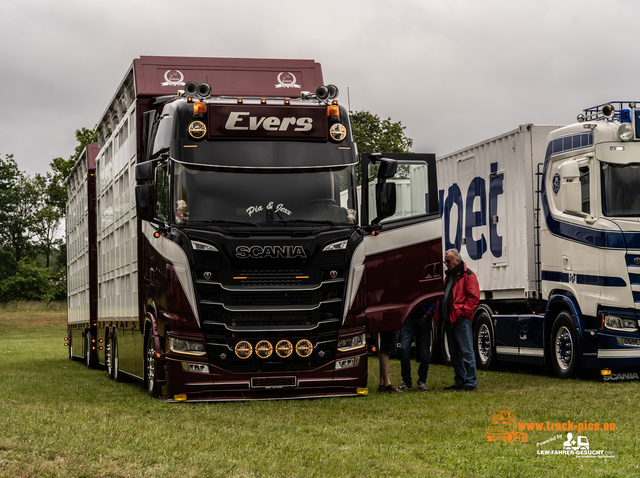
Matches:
[437,102,640,379]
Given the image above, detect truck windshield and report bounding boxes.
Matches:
[171,162,358,226]
[602,162,640,217]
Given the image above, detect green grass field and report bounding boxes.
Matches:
[0,307,638,477]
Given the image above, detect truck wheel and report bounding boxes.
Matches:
[108,331,122,382]
[551,312,581,379]
[440,326,452,366]
[474,312,495,370]
[144,332,158,397]
[85,332,94,369]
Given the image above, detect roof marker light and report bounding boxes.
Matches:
[261,98,267,104]
[621,109,631,123]
[284,99,290,105]
[193,102,206,115]
[237,98,243,104]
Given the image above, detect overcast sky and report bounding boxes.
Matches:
[1,0,638,176]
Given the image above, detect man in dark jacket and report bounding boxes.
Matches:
[398,302,435,391]
[435,249,480,391]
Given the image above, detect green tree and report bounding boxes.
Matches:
[32,173,63,268]
[0,260,66,301]
[49,127,97,215]
[349,111,413,184]
[0,155,41,264]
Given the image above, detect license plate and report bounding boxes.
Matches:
[251,376,297,388]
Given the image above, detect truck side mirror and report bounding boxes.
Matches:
[372,182,396,224]
[369,153,398,179]
[135,185,155,221]
[135,162,156,221]
[135,161,155,181]
[559,160,582,215]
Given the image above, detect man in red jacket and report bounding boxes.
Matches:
[435,249,480,391]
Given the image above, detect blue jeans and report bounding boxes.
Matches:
[400,313,431,386]
[444,318,477,388]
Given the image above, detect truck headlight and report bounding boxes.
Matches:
[617,123,634,142]
[602,314,639,333]
[330,123,347,141]
[169,337,206,356]
[323,240,348,251]
[338,333,366,352]
[192,241,218,252]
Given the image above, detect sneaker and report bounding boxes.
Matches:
[417,380,429,391]
[397,382,412,391]
[464,386,477,392]
[444,384,464,391]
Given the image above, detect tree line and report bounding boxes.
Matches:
[0,113,410,303]
[0,128,96,302]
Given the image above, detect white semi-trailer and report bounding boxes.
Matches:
[437,103,640,378]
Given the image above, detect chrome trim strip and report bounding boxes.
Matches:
[218,298,342,313]
[519,347,544,357]
[598,349,640,358]
[297,377,357,383]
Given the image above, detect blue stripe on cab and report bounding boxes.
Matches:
[542,131,628,250]
[541,271,626,287]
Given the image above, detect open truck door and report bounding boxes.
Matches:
[352,153,443,333]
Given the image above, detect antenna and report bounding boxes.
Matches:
[348,87,351,112]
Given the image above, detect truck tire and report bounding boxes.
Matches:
[144,332,158,397]
[474,311,495,370]
[551,311,581,379]
[85,332,94,369]
[108,330,122,382]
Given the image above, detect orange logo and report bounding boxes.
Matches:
[485,408,528,443]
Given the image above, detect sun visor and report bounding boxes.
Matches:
[596,141,640,165]
[133,56,323,98]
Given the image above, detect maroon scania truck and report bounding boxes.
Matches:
[65,56,442,401]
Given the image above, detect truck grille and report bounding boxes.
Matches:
[223,310,318,328]
[314,250,347,268]
[193,250,226,269]
[222,290,319,307]
[219,268,323,287]
[194,239,349,374]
